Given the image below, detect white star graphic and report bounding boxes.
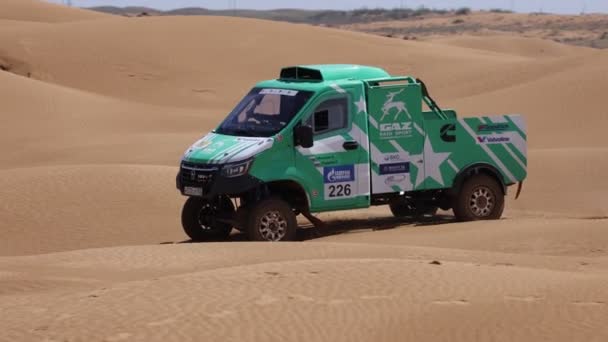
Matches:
[354,95,367,114]
[414,136,451,188]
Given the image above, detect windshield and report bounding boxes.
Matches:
[216,88,313,137]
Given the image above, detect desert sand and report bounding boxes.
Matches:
[1,1,607,341]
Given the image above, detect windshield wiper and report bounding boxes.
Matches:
[230,128,257,137]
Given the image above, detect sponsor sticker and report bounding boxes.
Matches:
[382,153,402,162]
[236,137,266,142]
[194,140,212,149]
[379,162,410,175]
[477,136,511,144]
[260,88,299,96]
[478,123,509,132]
[323,165,355,184]
[384,175,407,186]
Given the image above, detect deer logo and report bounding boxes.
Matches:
[380,89,411,121]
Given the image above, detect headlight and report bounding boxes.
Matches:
[221,159,253,178]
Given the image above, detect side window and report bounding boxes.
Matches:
[306,97,348,135]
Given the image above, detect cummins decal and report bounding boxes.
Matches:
[440,124,456,142]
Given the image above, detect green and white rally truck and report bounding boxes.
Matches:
[176,65,527,242]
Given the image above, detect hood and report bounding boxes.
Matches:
[183,133,274,165]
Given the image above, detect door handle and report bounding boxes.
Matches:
[343,141,359,151]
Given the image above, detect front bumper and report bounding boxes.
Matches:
[176,161,262,198]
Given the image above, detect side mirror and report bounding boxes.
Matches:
[294,125,314,148]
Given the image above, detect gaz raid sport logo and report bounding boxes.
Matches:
[323,165,355,183]
[380,89,411,121]
[377,89,414,139]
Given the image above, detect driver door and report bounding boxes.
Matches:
[295,88,370,212]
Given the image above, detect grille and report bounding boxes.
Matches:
[180,162,219,187]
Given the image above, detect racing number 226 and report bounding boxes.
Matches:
[328,184,352,198]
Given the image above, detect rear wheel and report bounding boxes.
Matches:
[452,174,504,221]
[247,198,297,242]
[389,200,438,218]
[181,196,235,241]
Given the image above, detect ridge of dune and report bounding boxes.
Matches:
[0,70,212,168]
[0,15,603,150]
[0,15,569,109]
[452,51,608,148]
[1,0,111,22]
[428,34,592,58]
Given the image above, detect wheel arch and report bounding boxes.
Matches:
[265,180,310,212]
[451,163,507,196]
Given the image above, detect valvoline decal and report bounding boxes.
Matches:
[477,136,511,143]
[324,165,355,183]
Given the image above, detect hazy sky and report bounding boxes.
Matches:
[49,0,607,14]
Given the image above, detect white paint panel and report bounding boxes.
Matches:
[509,114,527,134]
[356,163,371,196]
[297,135,346,156]
[447,159,460,173]
[370,141,413,194]
[227,139,274,163]
[488,116,508,123]
[330,84,346,94]
[368,116,379,129]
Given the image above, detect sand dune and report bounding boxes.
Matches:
[0,0,110,22]
[451,51,608,148]
[0,16,561,109]
[0,165,185,256]
[0,70,218,168]
[1,15,603,148]
[1,1,608,341]
[1,243,607,341]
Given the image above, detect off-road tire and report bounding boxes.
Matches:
[452,174,504,221]
[389,201,438,218]
[181,196,235,241]
[247,198,297,242]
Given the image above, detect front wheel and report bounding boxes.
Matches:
[181,196,235,241]
[452,174,504,221]
[247,198,297,242]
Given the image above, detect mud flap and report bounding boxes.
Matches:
[302,210,327,229]
[515,181,524,200]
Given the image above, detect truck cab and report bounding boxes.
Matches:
[177,65,527,241]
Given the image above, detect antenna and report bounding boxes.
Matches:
[227,0,237,16]
[582,0,587,14]
[510,0,515,12]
